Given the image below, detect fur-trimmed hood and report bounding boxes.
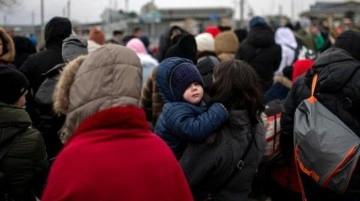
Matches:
[0,27,15,63]
[273,75,292,89]
[54,44,142,143]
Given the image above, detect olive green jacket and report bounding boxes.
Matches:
[0,103,48,201]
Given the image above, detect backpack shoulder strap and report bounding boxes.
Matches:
[284,44,296,51]
[206,133,254,200]
[308,74,318,103]
[0,132,23,162]
[247,48,262,63]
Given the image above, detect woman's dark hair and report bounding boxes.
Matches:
[210,59,265,124]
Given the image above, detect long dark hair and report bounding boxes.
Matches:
[210,59,265,124]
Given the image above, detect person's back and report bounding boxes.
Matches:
[155,57,228,159]
[180,60,265,201]
[34,35,88,159]
[42,44,194,201]
[20,17,72,94]
[281,30,360,200]
[236,16,282,92]
[181,111,265,201]
[126,38,158,84]
[0,66,48,201]
[274,27,298,76]
[42,107,193,201]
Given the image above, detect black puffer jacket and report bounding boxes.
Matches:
[235,26,282,92]
[281,47,360,192]
[0,103,48,201]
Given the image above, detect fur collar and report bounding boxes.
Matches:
[273,75,292,89]
[0,27,15,63]
[53,55,87,115]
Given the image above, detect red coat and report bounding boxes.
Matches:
[42,106,193,201]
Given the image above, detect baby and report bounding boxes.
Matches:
[155,57,229,159]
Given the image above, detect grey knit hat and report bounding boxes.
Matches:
[62,35,88,62]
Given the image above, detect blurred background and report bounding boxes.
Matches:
[0,0,358,51]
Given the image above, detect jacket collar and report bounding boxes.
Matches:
[0,102,32,127]
[71,106,150,137]
[0,103,32,144]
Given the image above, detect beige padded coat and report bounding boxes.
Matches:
[54,44,142,143]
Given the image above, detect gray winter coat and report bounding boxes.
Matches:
[180,110,265,201]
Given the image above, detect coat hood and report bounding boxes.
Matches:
[156,57,194,103]
[0,27,15,63]
[306,47,360,93]
[54,44,142,143]
[275,27,297,49]
[45,17,72,48]
[247,26,276,48]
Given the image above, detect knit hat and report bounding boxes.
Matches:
[195,33,215,52]
[165,34,198,64]
[0,66,29,104]
[214,31,239,54]
[334,30,360,61]
[88,27,105,45]
[62,36,88,62]
[170,62,204,101]
[249,16,268,28]
[205,26,221,38]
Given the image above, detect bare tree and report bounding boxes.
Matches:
[0,0,18,9]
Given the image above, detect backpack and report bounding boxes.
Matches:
[285,44,301,64]
[294,74,360,194]
[35,64,64,106]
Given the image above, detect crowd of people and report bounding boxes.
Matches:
[0,14,360,201]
